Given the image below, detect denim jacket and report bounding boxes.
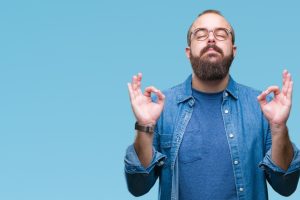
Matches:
[124,75,300,200]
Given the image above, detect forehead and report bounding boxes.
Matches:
[192,13,231,30]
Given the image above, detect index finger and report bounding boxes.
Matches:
[265,85,280,96]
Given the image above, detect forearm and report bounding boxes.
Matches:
[134,131,154,168]
[125,140,161,197]
[271,124,294,171]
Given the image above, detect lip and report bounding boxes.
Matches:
[207,48,217,52]
[205,48,219,55]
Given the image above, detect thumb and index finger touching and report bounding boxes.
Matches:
[257,85,280,105]
[127,73,165,103]
[257,69,293,106]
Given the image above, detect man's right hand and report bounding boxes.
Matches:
[127,73,165,126]
[127,73,165,168]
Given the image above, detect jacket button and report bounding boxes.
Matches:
[158,160,164,166]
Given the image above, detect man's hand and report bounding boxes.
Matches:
[127,73,165,125]
[257,70,294,170]
[257,70,293,130]
[127,73,165,168]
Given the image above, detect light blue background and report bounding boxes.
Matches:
[0,0,299,199]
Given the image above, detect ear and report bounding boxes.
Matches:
[233,45,237,57]
[185,47,191,59]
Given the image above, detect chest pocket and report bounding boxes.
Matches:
[178,129,203,164]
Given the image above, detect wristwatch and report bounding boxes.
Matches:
[135,122,155,133]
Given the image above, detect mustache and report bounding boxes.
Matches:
[200,44,223,56]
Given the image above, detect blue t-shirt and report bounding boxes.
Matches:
[178,88,237,200]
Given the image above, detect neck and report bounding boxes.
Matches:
[192,74,229,93]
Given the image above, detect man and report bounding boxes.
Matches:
[124,10,300,200]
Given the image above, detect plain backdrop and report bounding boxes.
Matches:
[0,0,299,199]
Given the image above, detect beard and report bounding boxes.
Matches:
[190,44,234,81]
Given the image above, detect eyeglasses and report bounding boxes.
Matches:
[191,27,232,41]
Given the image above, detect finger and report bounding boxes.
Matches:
[265,85,281,96]
[257,86,280,106]
[132,75,140,96]
[137,73,142,83]
[127,83,135,100]
[257,91,268,106]
[284,73,292,96]
[144,86,159,97]
[132,74,143,95]
[156,90,165,104]
[282,70,288,95]
[286,73,291,86]
[285,71,291,82]
[136,73,143,95]
[287,81,293,100]
[282,69,288,83]
[132,75,137,90]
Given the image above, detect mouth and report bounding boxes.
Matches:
[200,45,223,56]
[199,45,224,58]
[206,48,219,53]
[202,49,220,58]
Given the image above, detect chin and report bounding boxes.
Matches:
[206,57,221,63]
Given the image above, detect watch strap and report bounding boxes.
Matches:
[135,122,155,133]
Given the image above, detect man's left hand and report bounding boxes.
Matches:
[257,70,293,132]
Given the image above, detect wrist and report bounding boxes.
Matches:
[270,123,289,138]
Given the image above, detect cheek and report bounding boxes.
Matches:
[222,44,234,56]
[190,43,206,56]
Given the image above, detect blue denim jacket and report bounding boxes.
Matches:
[125,75,300,200]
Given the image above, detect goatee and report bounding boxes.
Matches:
[190,45,234,81]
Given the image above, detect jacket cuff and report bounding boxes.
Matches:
[259,143,300,175]
[124,144,166,174]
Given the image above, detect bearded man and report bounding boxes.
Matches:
[124,9,300,200]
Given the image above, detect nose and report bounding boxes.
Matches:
[207,31,215,44]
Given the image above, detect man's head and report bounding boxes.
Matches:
[186,10,237,81]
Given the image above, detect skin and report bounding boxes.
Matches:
[128,13,294,170]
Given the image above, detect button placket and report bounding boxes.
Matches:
[222,101,245,199]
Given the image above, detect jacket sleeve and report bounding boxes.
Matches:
[124,126,167,197]
[259,123,300,196]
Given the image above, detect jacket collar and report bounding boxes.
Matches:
[176,74,238,104]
